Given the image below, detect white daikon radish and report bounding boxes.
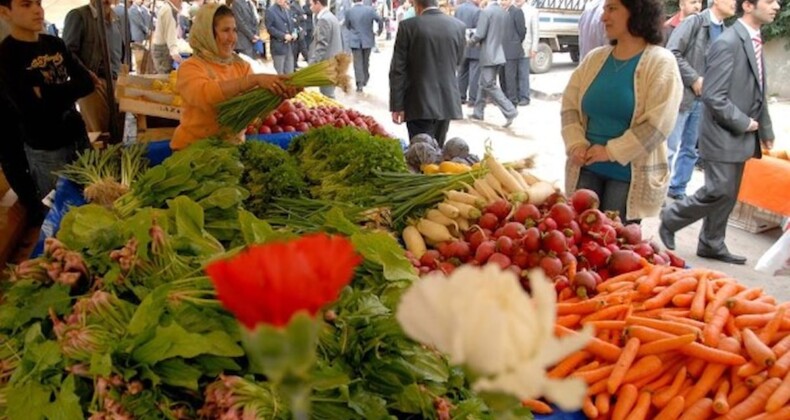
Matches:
[445,200,482,219]
[473,178,499,202]
[417,218,455,242]
[484,173,509,198]
[437,202,461,219]
[455,217,470,232]
[460,181,486,200]
[508,167,530,191]
[485,154,524,193]
[445,190,486,208]
[402,226,427,258]
[427,209,458,228]
[527,181,556,205]
[521,170,540,186]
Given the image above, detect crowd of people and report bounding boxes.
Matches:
[0,0,783,268]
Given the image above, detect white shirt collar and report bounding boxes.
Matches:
[738,18,761,40]
[420,6,439,14]
[709,12,723,26]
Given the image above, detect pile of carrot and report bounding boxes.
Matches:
[532,264,790,419]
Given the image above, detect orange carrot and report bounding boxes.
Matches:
[558,287,573,301]
[612,383,638,420]
[607,337,640,394]
[727,298,777,316]
[642,277,698,310]
[637,333,696,356]
[746,372,768,389]
[705,283,740,323]
[556,325,623,362]
[735,312,790,330]
[637,265,665,295]
[750,406,790,420]
[557,314,582,328]
[573,364,616,384]
[577,360,600,372]
[557,299,606,315]
[770,350,790,378]
[635,308,690,318]
[521,399,553,414]
[548,350,590,379]
[683,337,741,408]
[659,314,706,329]
[771,330,790,347]
[644,363,682,393]
[719,377,782,420]
[582,304,629,324]
[586,320,627,331]
[743,327,776,368]
[725,315,743,343]
[671,293,694,307]
[652,366,687,408]
[655,395,684,420]
[734,286,764,300]
[766,370,790,413]
[760,307,787,345]
[773,335,790,358]
[627,316,702,338]
[713,380,730,414]
[706,279,716,301]
[626,325,746,365]
[595,392,610,415]
[621,355,662,384]
[736,361,765,378]
[677,378,695,399]
[678,398,713,420]
[629,391,652,420]
[582,395,598,418]
[689,273,708,321]
[727,383,751,407]
[686,357,707,379]
[597,268,647,293]
[702,306,730,347]
[758,295,778,305]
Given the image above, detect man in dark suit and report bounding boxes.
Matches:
[389,0,466,146]
[455,0,481,106]
[266,0,297,74]
[233,0,261,57]
[660,0,779,265]
[290,0,310,67]
[345,0,382,92]
[468,0,518,128]
[500,0,525,106]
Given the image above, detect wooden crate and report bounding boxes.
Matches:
[728,201,784,233]
[118,96,181,121]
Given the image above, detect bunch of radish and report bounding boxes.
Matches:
[403,166,686,297]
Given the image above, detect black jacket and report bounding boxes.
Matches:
[502,5,526,60]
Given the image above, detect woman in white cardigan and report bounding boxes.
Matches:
[561,0,682,223]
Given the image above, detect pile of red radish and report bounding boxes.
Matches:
[245,100,389,137]
[406,189,685,297]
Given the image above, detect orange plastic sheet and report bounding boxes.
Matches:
[737,156,790,216]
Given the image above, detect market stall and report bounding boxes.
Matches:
[730,156,790,232]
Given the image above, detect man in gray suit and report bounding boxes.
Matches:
[336,0,353,52]
[128,0,153,43]
[233,0,261,57]
[468,0,518,128]
[345,0,382,93]
[455,0,481,106]
[309,0,343,98]
[660,0,779,265]
[500,0,525,106]
[389,0,466,146]
[516,0,537,106]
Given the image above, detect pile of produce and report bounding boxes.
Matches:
[244,100,389,138]
[549,263,790,419]
[238,141,307,217]
[292,90,344,109]
[405,136,480,174]
[58,143,147,207]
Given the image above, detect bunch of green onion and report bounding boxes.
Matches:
[217,54,352,133]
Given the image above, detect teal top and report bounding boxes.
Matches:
[581,52,642,182]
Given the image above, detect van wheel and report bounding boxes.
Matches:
[530,43,553,74]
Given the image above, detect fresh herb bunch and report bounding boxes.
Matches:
[58,143,147,206]
[288,126,408,205]
[239,141,307,218]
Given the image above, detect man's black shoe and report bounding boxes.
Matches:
[667,192,685,200]
[518,99,530,106]
[658,223,675,250]
[467,114,484,121]
[503,113,517,128]
[696,251,747,265]
[356,87,363,93]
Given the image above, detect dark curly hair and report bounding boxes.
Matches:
[614,0,666,45]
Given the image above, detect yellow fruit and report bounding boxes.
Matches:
[421,164,440,174]
[439,161,472,174]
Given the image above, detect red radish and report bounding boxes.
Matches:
[263,114,278,127]
[475,241,496,264]
[467,229,488,250]
[478,213,499,231]
[488,253,512,269]
[501,222,527,240]
[514,203,541,225]
[258,125,272,134]
[617,223,642,245]
[578,209,606,232]
[246,125,257,135]
[283,112,300,127]
[522,227,541,252]
[283,125,296,132]
[606,243,620,253]
[539,217,558,232]
[542,230,568,254]
[549,203,576,227]
[436,242,453,259]
[419,266,431,274]
[420,250,441,269]
[447,241,472,261]
[554,276,570,293]
[567,220,582,245]
[631,243,654,259]
[486,199,512,221]
[608,250,643,275]
[496,236,515,256]
[572,270,597,297]
[652,254,668,266]
[271,125,284,133]
[597,268,611,281]
[666,250,685,268]
[539,255,563,278]
[558,251,577,269]
[581,242,612,268]
[296,122,310,132]
[569,189,600,213]
[438,262,456,275]
[525,252,543,268]
[591,224,618,245]
[512,249,529,269]
[545,192,567,208]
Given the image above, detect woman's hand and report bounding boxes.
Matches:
[569,145,588,166]
[253,74,303,99]
[585,145,611,165]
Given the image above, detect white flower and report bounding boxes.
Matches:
[396,264,593,411]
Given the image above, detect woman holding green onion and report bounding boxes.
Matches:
[171,4,300,150]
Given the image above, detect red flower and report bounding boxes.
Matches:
[205,233,361,329]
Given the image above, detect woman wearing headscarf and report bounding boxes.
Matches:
[172,3,298,150]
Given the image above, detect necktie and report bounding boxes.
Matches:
[753,36,763,89]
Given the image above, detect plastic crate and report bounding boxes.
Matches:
[728,201,784,233]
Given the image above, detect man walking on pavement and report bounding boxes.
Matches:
[345,0,382,93]
[308,0,342,98]
[660,0,779,265]
[516,0,537,106]
[499,0,525,107]
[665,0,735,200]
[389,0,465,146]
[266,0,297,74]
[467,0,518,128]
[455,0,481,107]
